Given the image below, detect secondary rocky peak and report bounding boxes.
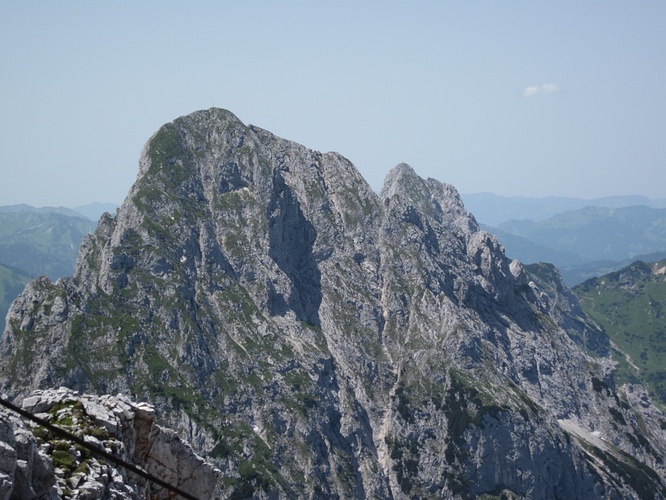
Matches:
[381,162,479,236]
[1,108,665,498]
[381,163,435,217]
[381,162,420,196]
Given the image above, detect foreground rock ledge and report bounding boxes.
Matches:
[0,387,219,499]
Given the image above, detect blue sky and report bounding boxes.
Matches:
[1,1,664,207]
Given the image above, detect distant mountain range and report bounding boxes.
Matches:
[462,195,666,286]
[0,206,102,330]
[462,192,666,227]
[0,209,96,280]
[498,206,666,261]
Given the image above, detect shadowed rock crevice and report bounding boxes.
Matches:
[267,170,322,326]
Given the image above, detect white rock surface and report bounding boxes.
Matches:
[0,388,218,499]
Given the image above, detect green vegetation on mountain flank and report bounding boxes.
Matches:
[574,260,666,410]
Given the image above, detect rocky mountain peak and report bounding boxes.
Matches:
[381,162,422,199]
[1,108,665,498]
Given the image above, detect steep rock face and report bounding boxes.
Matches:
[525,261,611,357]
[0,388,218,499]
[1,108,666,498]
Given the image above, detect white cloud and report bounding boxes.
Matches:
[523,83,559,98]
[523,86,540,98]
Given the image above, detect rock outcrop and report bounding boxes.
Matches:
[0,387,218,499]
[0,401,54,499]
[1,108,665,498]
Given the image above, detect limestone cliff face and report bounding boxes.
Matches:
[1,108,666,498]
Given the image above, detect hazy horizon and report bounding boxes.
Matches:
[1,2,664,207]
[4,192,666,216]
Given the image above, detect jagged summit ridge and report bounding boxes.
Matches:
[1,108,665,498]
